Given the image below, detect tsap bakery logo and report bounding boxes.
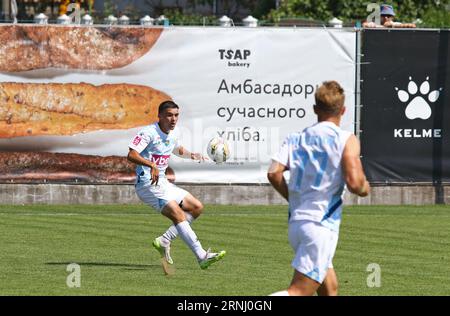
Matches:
[393,76,443,139]
[219,49,251,68]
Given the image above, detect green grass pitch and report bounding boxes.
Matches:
[1,204,450,295]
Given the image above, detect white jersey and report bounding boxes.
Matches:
[128,122,180,188]
[273,121,352,232]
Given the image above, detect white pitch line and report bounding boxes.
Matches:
[1,213,449,218]
[0,212,287,217]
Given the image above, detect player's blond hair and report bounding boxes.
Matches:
[314,81,345,116]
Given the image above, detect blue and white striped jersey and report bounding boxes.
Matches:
[273,121,352,232]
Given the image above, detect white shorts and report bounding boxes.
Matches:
[288,220,339,284]
[135,178,189,212]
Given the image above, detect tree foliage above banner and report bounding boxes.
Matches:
[264,0,449,28]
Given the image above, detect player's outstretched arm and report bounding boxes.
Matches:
[127,148,159,185]
[173,146,207,162]
[342,135,370,197]
[267,160,289,201]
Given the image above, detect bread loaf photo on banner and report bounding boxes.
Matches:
[0,25,162,72]
[0,152,136,183]
[0,82,169,138]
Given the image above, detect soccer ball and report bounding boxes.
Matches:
[207,137,230,164]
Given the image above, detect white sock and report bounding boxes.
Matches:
[160,212,194,246]
[269,290,290,296]
[175,220,206,261]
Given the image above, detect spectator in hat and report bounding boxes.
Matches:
[363,4,416,28]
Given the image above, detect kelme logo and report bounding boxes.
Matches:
[394,77,443,138]
[395,76,442,120]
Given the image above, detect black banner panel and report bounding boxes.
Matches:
[360,29,449,183]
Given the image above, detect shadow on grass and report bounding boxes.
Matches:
[45,261,160,270]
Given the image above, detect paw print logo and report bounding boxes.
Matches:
[395,77,442,120]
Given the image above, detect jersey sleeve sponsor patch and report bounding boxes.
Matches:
[129,129,151,153]
[133,136,142,146]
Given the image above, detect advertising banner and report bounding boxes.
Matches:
[360,29,449,183]
[0,25,356,183]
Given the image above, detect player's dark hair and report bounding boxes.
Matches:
[158,100,179,114]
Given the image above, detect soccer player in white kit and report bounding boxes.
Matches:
[268,81,370,295]
[127,101,226,270]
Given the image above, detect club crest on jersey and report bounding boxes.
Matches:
[153,136,163,146]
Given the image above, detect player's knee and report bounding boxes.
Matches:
[182,198,203,218]
[322,279,338,296]
[162,203,186,223]
[329,280,338,295]
[173,209,187,223]
[192,201,204,217]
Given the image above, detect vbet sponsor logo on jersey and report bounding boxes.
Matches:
[218,48,252,68]
[151,154,171,167]
[393,76,444,138]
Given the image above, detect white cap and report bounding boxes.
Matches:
[34,13,48,24]
[82,14,93,25]
[140,15,154,26]
[57,14,71,24]
[219,15,231,27]
[105,15,118,24]
[242,15,258,27]
[328,17,343,28]
[119,15,130,25]
[157,15,169,26]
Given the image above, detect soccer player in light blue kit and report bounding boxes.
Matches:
[128,100,226,270]
[268,81,370,295]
